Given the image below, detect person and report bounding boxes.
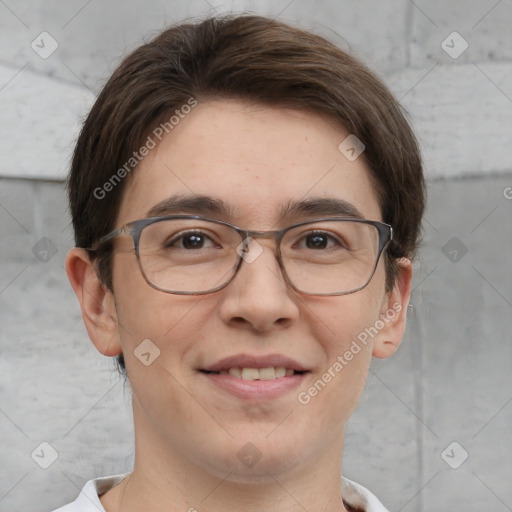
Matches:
[57,13,425,512]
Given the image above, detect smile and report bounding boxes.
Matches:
[204,366,299,380]
[200,355,309,400]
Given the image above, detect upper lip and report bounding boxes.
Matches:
[201,354,309,373]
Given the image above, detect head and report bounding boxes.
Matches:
[66,14,424,481]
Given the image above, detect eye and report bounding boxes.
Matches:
[298,231,343,250]
[166,230,216,249]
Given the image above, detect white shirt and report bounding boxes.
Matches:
[52,474,389,511]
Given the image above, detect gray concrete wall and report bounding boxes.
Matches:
[1,1,511,511]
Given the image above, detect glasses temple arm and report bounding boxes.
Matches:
[88,227,125,251]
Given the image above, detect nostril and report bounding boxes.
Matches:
[230,317,249,327]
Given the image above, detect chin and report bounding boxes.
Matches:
[195,427,312,482]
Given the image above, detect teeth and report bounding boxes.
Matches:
[241,368,260,380]
[259,367,275,380]
[228,367,241,378]
[274,367,286,378]
[219,366,295,380]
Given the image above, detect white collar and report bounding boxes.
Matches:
[54,473,389,512]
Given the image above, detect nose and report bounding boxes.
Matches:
[218,237,300,333]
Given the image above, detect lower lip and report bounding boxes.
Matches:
[200,372,307,400]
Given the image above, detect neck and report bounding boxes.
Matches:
[102,409,350,512]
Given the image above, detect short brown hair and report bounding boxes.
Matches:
[69,14,425,292]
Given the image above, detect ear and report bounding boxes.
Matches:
[372,258,413,359]
[65,248,122,357]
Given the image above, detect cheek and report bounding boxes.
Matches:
[297,288,384,424]
[304,286,383,355]
[111,259,211,424]
[111,252,211,358]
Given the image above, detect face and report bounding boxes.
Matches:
[70,99,410,482]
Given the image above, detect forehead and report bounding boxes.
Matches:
[116,99,381,227]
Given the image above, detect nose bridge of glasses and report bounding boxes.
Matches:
[232,229,285,272]
[244,228,281,240]
[239,228,283,253]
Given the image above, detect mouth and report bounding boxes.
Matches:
[199,354,309,400]
[201,366,305,380]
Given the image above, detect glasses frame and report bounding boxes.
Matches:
[89,215,393,296]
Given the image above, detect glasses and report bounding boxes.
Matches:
[90,215,393,296]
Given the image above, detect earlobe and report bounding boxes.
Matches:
[372,258,413,359]
[65,248,122,357]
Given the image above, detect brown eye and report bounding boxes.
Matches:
[305,233,329,249]
[181,233,206,249]
[166,231,215,249]
[296,231,343,250]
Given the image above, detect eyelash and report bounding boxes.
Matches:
[165,230,345,250]
[166,230,209,245]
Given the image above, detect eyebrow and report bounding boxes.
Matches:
[145,194,365,222]
[279,197,364,220]
[146,194,236,218]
